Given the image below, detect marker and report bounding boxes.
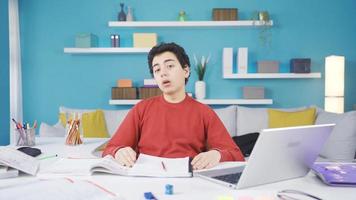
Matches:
[38,154,58,160]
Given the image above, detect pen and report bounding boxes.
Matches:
[33,120,37,129]
[38,154,58,160]
[161,161,167,171]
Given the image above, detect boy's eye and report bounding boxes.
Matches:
[167,64,174,68]
[154,68,160,73]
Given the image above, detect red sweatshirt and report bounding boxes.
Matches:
[103,95,244,162]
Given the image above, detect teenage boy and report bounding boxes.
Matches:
[103,42,244,170]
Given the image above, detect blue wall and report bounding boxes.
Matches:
[1,0,10,145]
[19,0,356,127]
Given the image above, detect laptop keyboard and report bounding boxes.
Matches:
[212,172,242,184]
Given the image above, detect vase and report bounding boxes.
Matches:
[118,3,126,21]
[126,6,134,21]
[195,81,206,99]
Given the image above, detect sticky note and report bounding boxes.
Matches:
[217,196,234,200]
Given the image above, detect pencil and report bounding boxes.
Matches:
[161,161,167,171]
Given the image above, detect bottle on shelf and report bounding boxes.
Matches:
[118,3,126,21]
[126,6,134,21]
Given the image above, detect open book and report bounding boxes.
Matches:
[91,153,192,178]
[0,147,39,177]
[40,153,192,178]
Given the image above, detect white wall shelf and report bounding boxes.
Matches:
[109,99,273,105]
[64,47,151,54]
[108,20,273,28]
[223,73,322,79]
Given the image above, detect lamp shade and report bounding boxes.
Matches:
[325,55,345,113]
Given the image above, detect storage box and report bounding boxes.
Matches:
[242,86,265,99]
[133,33,157,48]
[290,58,311,73]
[212,8,238,21]
[75,33,98,48]
[257,61,279,73]
[117,79,133,88]
[138,87,162,99]
[112,87,137,99]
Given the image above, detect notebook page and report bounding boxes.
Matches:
[128,153,191,177]
[0,178,123,200]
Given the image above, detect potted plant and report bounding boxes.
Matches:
[194,54,210,99]
[251,11,272,48]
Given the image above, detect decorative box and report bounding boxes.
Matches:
[112,87,137,99]
[257,61,279,73]
[290,58,311,73]
[242,86,265,99]
[133,33,157,48]
[117,79,133,88]
[75,33,98,48]
[138,87,162,99]
[212,8,238,21]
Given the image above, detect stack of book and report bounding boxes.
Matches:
[0,147,39,179]
[139,79,162,99]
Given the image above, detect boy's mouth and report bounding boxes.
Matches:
[162,80,171,87]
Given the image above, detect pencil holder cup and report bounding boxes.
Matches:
[15,128,36,146]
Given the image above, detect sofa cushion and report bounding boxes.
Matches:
[213,105,237,137]
[268,108,316,128]
[315,110,356,160]
[232,132,259,157]
[59,106,129,136]
[104,109,130,136]
[81,110,109,138]
[39,122,65,137]
[236,106,307,136]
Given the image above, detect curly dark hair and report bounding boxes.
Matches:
[147,42,190,84]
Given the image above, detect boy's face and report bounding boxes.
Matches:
[152,52,190,96]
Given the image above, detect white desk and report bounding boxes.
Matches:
[1,137,355,200]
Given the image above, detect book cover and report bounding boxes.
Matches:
[312,162,356,187]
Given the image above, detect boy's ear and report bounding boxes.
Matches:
[184,65,190,77]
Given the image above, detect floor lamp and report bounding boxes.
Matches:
[325,55,345,113]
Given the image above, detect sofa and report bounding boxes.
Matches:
[40,105,356,160]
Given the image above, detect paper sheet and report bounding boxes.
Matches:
[0,178,123,200]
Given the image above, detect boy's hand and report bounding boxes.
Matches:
[114,147,137,167]
[191,150,221,170]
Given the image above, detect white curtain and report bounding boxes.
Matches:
[9,0,23,144]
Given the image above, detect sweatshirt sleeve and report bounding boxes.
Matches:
[205,109,245,162]
[102,105,141,157]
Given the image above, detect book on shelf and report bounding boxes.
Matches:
[312,162,356,187]
[0,147,39,177]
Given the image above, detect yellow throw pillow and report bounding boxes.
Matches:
[268,108,316,128]
[81,110,110,138]
[59,113,66,127]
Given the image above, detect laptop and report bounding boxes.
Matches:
[194,124,334,189]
